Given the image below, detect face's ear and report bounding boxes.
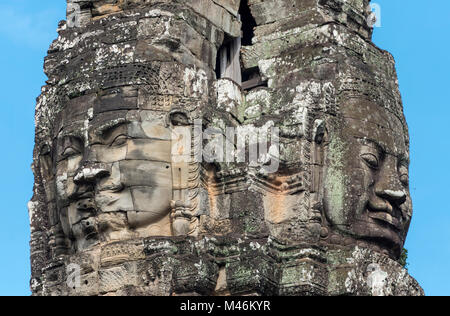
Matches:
[311,119,328,196]
[313,119,327,145]
[39,143,54,181]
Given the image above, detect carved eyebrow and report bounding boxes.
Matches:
[357,137,408,160]
[57,129,84,140]
[356,137,385,153]
[94,118,128,137]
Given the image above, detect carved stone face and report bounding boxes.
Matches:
[54,93,173,250]
[323,98,412,254]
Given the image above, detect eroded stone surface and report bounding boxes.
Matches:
[30,0,422,296]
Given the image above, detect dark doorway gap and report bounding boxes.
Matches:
[215,34,234,79]
[239,0,257,46]
[215,0,266,91]
[215,34,241,82]
[242,67,267,91]
[239,0,266,91]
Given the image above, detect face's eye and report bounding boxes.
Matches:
[111,134,129,147]
[59,136,83,160]
[62,147,81,158]
[361,153,379,170]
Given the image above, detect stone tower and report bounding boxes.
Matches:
[29,0,423,296]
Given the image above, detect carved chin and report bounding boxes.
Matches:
[126,210,171,229]
[353,212,405,249]
[323,201,406,251]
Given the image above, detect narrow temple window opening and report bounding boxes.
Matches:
[239,0,257,46]
[239,0,267,91]
[215,34,242,84]
[215,0,266,90]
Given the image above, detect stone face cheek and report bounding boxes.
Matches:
[29,0,423,296]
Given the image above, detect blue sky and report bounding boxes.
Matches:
[0,0,66,296]
[371,1,450,296]
[0,0,448,296]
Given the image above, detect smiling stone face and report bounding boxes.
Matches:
[323,98,412,256]
[54,90,174,251]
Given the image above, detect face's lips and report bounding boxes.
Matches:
[68,183,95,201]
[368,211,402,230]
[68,189,96,211]
[68,191,94,202]
[367,197,404,231]
[99,183,125,193]
[75,197,96,211]
[68,183,125,212]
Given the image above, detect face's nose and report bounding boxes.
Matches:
[375,189,407,206]
[374,156,407,208]
[74,164,110,184]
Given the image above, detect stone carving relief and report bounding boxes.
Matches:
[320,97,411,258]
[54,92,175,251]
[29,0,422,296]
